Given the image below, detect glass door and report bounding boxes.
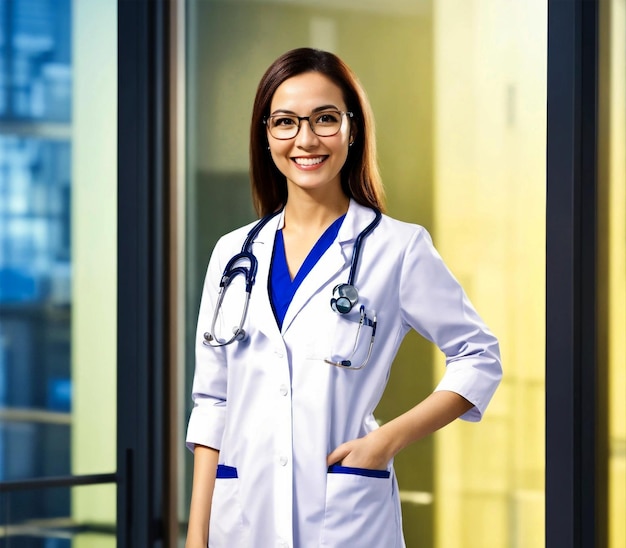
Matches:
[181,1,547,546]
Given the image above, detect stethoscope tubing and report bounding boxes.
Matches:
[204,209,281,346]
[203,206,382,347]
[346,208,382,286]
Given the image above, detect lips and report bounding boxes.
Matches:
[292,156,327,167]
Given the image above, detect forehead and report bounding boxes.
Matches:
[270,72,346,112]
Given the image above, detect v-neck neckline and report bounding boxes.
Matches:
[270,214,346,329]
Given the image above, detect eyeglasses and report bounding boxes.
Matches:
[264,110,353,140]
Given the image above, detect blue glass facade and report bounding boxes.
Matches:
[0,0,72,543]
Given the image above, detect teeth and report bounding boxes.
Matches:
[294,156,325,166]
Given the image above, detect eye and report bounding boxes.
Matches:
[271,116,297,128]
[315,111,341,125]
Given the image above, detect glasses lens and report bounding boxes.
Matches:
[267,115,299,139]
[311,111,343,137]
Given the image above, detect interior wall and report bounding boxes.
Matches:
[433,1,546,547]
[598,1,626,546]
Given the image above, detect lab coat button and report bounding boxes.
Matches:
[279,455,288,466]
[275,349,284,358]
[279,384,288,396]
[277,540,289,548]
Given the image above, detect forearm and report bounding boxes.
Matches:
[328,390,473,469]
[376,390,473,458]
[186,444,219,547]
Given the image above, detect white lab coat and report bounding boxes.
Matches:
[186,199,502,548]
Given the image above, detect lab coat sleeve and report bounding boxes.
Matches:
[185,236,230,452]
[398,227,502,421]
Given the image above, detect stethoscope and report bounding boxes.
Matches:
[203,207,382,347]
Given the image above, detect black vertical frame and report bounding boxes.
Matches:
[117,0,171,546]
[546,1,599,547]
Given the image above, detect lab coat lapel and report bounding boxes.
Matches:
[248,211,283,341]
[280,239,348,334]
[280,200,375,335]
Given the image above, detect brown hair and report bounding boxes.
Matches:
[249,48,385,216]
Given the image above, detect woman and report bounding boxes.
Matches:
[186,48,502,548]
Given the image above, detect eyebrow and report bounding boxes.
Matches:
[270,104,341,116]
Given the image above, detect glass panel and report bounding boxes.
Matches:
[183,1,546,546]
[0,0,74,498]
[0,0,117,535]
[432,2,546,547]
[598,1,626,546]
[0,483,116,548]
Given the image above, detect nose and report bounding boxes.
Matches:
[295,118,320,148]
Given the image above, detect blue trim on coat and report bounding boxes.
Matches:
[216,464,238,479]
[327,464,390,479]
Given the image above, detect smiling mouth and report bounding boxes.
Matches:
[293,156,327,167]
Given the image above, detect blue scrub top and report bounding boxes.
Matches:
[270,214,346,329]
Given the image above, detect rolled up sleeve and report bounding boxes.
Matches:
[185,238,229,451]
[399,227,502,421]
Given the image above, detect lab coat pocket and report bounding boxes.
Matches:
[320,465,397,547]
[326,307,376,370]
[209,465,251,547]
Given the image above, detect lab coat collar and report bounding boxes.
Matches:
[252,199,377,245]
[250,199,380,338]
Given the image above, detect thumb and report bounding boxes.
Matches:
[327,442,353,467]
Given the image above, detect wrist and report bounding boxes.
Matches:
[368,426,400,462]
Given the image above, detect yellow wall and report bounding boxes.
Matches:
[433,1,546,546]
[71,0,117,536]
[599,1,626,546]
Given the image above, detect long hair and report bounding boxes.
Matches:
[249,48,385,217]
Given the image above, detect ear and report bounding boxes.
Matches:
[349,122,358,145]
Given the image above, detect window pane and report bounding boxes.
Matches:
[432,2,546,546]
[0,483,116,548]
[598,1,626,546]
[0,0,74,516]
[183,2,546,546]
[0,0,117,535]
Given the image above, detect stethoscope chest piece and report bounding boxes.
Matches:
[328,207,382,315]
[330,283,359,314]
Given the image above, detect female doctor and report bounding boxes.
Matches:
[185,48,502,548]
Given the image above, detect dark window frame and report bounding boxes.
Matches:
[117,0,172,546]
[546,0,600,546]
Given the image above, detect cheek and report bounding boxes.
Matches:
[268,136,290,151]
[268,143,289,163]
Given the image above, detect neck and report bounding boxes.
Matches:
[283,191,349,232]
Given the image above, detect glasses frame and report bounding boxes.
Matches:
[264,110,354,140]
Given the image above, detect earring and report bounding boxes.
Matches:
[349,141,354,147]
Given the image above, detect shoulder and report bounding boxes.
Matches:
[349,200,429,243]
[213,219,260,253]
[375,212,433,250]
